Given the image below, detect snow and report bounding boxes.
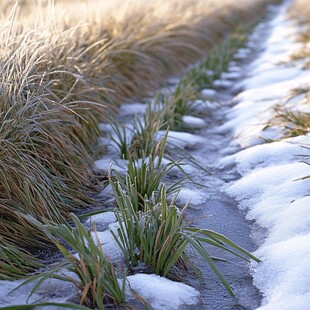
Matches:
[86,211,116,227]
[182,115,206,128]
[91,222,124,261]
[213,79,234,88]
[227,162,310,223]
[221,2,310,149]
[192,99,219,111]
[228,65,242,73]
[119,103,148,116]
[220,135,310,174]
[95,158,128,172]
[234,48,250,60]
[156,130,206,149]
[201,88,217,98]
[221,71,242,80]
[177,188,206,206]
[126,274,200,309]
[222,2,310,309]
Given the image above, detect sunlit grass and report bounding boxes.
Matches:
[271,106,310,138]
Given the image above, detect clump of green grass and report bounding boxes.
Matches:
[158,85,200,131]
[110,133,191,210]
[179,25,250,93]
[108,134,259,296]
[110,101,165,160]
[110,182,260,296]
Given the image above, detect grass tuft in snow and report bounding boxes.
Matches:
[110,183,260,296]
[110,134,190,212]
[18,214,128,309]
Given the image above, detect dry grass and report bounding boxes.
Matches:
[270,105,310,138]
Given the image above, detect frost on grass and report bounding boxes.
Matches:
[127,274,200,310]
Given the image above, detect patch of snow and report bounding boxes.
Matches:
[223,4,310,308]
[177,188,206,206]
[126,274,200,310]
[192,99,218,111]
[201,88,217,98]
[86,211,116,227]
[228,65,242,73]
[119,103,148,116]
[221,71,242,80]
[95,158,128,173]
[221,136,310,174]
[234,48,250,60]
[168,77,180,85]
[91,223,124,261]
[99,122,114,133]
[213,80,234,88]
[156,130,206,149]
[182,115,206,128]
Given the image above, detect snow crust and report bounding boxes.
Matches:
[86,211,116,228]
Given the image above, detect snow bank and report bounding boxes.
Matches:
[224,3,310,309]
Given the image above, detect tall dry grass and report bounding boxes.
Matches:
[0,0,281,278]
